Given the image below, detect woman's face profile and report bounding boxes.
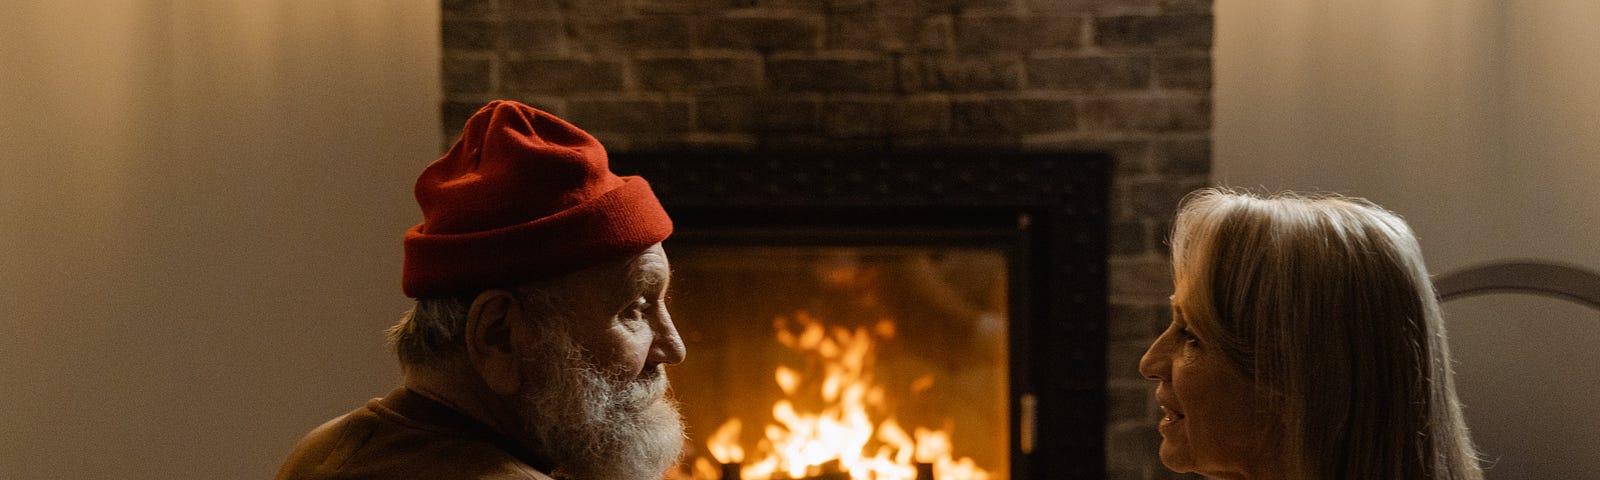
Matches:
[1138,297,1276,479]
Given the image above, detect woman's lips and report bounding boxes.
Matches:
[1159,405,1186,426]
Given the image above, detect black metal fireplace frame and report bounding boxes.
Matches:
[612,151,1110,479]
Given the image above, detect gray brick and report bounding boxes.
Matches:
[699,15,825,51]
[1154,54,1211,89]
[956,15,1081,52]
[768,56,894,92]
[442,101,488,133]
[1029,56,1153,92]
[442,19,497,50]
[696,97,823,133]
[1095,15,1213,50]
[1109,220,1147,256]
[899,54,1024,92]
[1029,0,1158,14]
[1109,382,1154,423]
[442,0,492,16]
[758,0,829,11]
[1152,138,1209,175]
[952,98,1076,135]
[502,0,626,15]
[1109,257,1172,296]
[1109,338,1153,381]
[1159,0,1214,13]
[636,0,744,13]
[567,99,693,133]
[566,16,692,51]
[442,58,493,94]
[1125,176,1206,218]
[889,97,951,135]
[1110,303,1167,341]
[827,14,953,52]
[1081,97,1209,132]
[502,59,625,92]
[636,56,763,92]
[823,100,889,138]
[502,19,562,52]
[1107,422,1164,472]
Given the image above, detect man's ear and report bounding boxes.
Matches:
[464,289,523,396]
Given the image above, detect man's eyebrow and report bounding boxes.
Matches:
[630,265,669,292]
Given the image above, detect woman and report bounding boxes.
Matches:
[1138,189,1484,479]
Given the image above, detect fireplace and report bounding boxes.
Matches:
[612,151,1110,479]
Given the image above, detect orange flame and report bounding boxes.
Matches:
[699,311,991,480]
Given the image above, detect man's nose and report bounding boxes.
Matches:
[650,311,686,365]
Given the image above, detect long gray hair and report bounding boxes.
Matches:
[1170,188,1483,480]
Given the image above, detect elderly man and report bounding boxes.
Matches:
[276,100,687,480]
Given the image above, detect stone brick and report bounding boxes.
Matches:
[699,15,825,51]
[899,54,1024,92]
[1108,382,1154,423]
[502,19,563,52]
[1108,338,1153,381]
[826,0,873,12]
[876,0,953,15]
[501,59,625,92]
[1154,54,1211,90]
[829,14,952,52]
[502,0,626,16]
[636,0,746,14]
[636,56,763,92]
[442,19,497,50]
[1152,138,1208,175]
[1107,421,1164,473]
[441,101,487,133]
[566,16,692,52]
[1081,97,1209,132]
[955,15,1081,52]
[758,0,829,11]
[1109,220,1146,256]
[888,97,950,135]
[442,0,492,16]
[952,98,1076,135]
[1028,0,1154,15]
[1159,0,1214,13]
[1125,176,1206,218]
[1109,303,1167,341]
[1109,256,1172,296]
[1029,56,1152,92]
[567,99,693,133]
[696,97,823,133]
[1094,15,1213,50]
[442,58,492,94]
[823,99,889,138]
[767,56,894,92]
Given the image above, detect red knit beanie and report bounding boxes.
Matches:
[402,100,672,298]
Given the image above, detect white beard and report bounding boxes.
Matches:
[518,329,685,480]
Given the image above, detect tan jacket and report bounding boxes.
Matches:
[275,388,555,480]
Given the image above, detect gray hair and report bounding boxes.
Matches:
[1171,188,1483,480]
[387,286,570,368]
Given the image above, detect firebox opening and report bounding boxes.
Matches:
[668,241,1015,480]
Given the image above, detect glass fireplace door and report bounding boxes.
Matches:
[667,243,1012,480]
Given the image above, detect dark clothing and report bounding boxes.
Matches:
[276,388,556,480]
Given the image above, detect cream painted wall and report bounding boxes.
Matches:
[0,2,438,478]
[1217,1,1600,479]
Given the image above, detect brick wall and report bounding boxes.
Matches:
[441,1,1209,478]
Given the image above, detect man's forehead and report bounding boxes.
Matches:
[629,250,670,290]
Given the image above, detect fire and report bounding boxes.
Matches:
[692,311,991,480]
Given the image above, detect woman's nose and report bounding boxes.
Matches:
[1138,339,1167,381]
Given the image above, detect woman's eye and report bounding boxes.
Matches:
[1177,327,1200,348]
